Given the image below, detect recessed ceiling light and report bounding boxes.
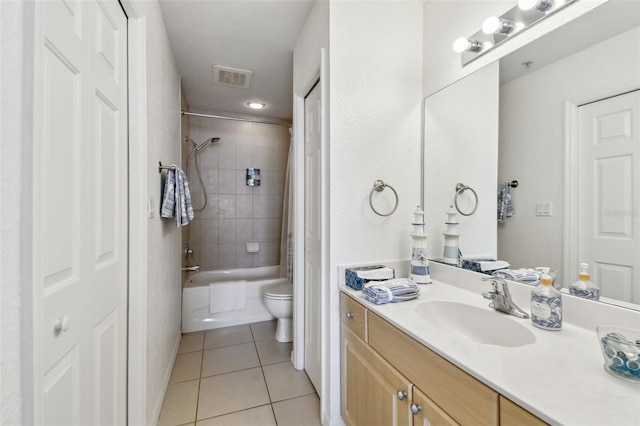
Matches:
[247,101,266,109]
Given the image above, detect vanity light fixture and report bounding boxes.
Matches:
[482,16,517,35]
[246,101,266,109]
[453,37,484,53]
[518,0,555,12]
[453,0,576,66]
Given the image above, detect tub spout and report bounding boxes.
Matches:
[182,265,200,272]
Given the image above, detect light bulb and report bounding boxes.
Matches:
[247,101,265,109]
[482,16,500,34]
[453,37,471,53]
[518,0,555,12]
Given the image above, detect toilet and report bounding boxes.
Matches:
[263,282,294,342]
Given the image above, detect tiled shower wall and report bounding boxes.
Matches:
[184,115,290,270]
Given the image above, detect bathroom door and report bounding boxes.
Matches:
[304,81,322,393]
[577,90,640,303]
[30,0,129,423]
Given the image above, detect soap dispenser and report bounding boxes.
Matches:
[569,263,600,301]
[531,267,562,331]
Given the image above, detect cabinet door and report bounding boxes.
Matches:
[341,323,412,426]
[411,386,459,426]
[499,396,548,426]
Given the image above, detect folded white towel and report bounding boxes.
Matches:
[478,260,510,272]
[356,267,394,280]
[209,280,247,314]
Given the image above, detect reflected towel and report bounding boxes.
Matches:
[497,182,515,223]
[209,280,247,314]
[160,167,194,227]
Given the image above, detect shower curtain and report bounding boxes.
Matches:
[279,130,293,282]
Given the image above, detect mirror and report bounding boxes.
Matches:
[423,0,640,310]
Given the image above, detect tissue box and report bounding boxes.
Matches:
[461,258,509,275]
[345,265,395,291]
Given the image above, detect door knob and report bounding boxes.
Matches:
[397,390,407,400]
[54,315,70,332]
[410,403,422,415]
[345,312,354,319]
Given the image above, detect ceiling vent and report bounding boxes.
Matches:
[212,65,253,89]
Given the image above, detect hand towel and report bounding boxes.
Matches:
[497,182,515,223]
[362,278,420,305]
[160,166,194,227]
[209,280,247,314]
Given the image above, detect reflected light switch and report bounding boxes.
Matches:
[536,202,553,217]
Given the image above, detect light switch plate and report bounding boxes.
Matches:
[536,201,553,217]
[148,196,155,219]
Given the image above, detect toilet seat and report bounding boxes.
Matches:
[264,283,293,300]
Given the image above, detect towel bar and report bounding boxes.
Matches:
[158,161,177,174]
[369,179,399,217]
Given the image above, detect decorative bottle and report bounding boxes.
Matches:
[442,205,460,266]
[410,206,432,284]
[531,267,562,331]
[569,263,600,301]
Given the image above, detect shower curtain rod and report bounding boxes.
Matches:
[181,110,292,128]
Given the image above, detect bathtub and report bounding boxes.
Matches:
[182,265,288,333]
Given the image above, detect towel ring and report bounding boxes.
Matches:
[369,180,399,217]
[454,183,478,216]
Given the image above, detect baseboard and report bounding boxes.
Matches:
[151,330,182,425]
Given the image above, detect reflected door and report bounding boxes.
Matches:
[34,0,129,423]
[577,90,640,303]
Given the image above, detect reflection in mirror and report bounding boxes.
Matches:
[423,0,640,310]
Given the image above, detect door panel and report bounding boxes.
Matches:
[578,90,640,303]
[304,82,322,393]
[35,0,128,423]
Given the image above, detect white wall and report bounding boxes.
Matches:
[142,1,184,423]
[0,1,25,424]
[293,0,329,97]
[329,1,423,424]
[498,26,640,276]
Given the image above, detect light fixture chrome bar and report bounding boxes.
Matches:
[456,0,577,66]
[181,110,291,128]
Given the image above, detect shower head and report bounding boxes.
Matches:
[195,137,220,152]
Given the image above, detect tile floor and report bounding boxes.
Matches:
[158,320,321,426]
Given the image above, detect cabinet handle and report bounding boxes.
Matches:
[345,312,354,319]
[396,390,407,400]
[54,315,70,332]
[410,403,422,415]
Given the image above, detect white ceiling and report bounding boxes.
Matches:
[158,0,315,122]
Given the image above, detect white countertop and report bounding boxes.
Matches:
[339,276,640,425]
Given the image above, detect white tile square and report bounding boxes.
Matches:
[218,219,236,244]
[235,170,253,195]
[197,368,269,420]
[272,394,321,426]
[189,220,202,244]
[158,379,199,426]
[218,195,236,219]
[253,195,269,219]
[236,244,254,268]
[236,219,253,242]
[218,169,236,195]
[267,219,281,241]
[268,195,284,219]
[199,244,219,270]
[196,405,276,426]
[178,332,205,354]
[198,194,219,219]
[263,361,315,402]
[218,244,237,269]
[253,219,269,241]
[200,219,219,244]
[200,168,219,193]
[250,320,277,341]
[255,339,292,366]
[201,342,260,377]
[169,351,203,384]
[237,195,253,219]
[218,144,237,170]
[236,145,253,169]
[204,324,253,349]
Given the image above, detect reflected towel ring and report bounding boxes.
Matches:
[454,183,478,216]
[369,180,399,217]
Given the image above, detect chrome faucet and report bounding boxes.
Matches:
[481,277,529,319]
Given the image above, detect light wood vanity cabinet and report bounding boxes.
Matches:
[340,292,547,426]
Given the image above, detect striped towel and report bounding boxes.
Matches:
[362,278,420,305]
[497,182,515,223]
[160,167,194,227]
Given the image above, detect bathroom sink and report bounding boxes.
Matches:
[415,300,536,348]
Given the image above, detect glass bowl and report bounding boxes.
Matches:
[596,326,640,383]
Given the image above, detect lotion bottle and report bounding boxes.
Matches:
[531,267,562,330]
[569,263,600,301]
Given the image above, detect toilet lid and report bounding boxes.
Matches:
[265,283,293,298]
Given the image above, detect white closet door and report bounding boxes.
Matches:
[33,0,129,424]
[578,90,640,303]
